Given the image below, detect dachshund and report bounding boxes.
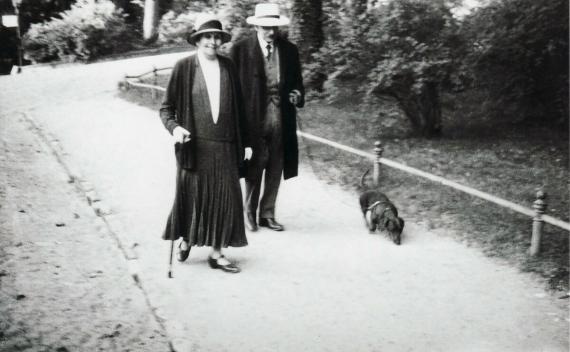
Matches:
[359,170,404,245]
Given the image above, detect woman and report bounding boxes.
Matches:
[159,14,252,273]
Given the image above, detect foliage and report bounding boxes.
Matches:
[22,0,134,63]
[156,0,248,45]
[15,0,74,34]
[216,0,257,42]
[315,0,462,136]
[289,0,323,63]
[157,10,199,44]
[461,0,569,125]
[321,0,461,96]
[156,0,289,47]
[289,0,324,91]
[113,0,144,25]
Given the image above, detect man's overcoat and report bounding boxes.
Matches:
[230,34,305,180]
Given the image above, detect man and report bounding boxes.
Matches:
[230,3,305,232]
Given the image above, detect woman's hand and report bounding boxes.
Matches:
[173,126,191,144]
[244,147,253,160]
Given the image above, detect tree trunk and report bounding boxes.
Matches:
[396,83,442,137]
[143,0,159,43]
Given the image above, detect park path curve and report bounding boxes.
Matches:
[0,53,568,352]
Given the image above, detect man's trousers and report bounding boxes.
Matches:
[245,101,283,220]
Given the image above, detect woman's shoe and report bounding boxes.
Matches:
[208,255,241,273]
[177,241,190,262]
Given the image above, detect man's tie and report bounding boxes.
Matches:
[266,44,272,60]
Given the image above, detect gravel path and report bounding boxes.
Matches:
[0,54,568,352]
[0,112,171,351]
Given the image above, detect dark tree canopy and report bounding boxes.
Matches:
[289,0,324,90]
[462,0,569,125]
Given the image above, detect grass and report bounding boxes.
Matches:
[118,72,569,292]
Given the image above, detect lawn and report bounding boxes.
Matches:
[118,71,569,292]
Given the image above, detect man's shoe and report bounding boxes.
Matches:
[208,256,241,273]
[259,218,284,231]
[245,213,258,232]
[177,241,190,262]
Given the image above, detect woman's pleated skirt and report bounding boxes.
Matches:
[163,139,247,248]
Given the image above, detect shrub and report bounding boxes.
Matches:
[23,0,134,63]
[461,0,569,125]
[316,0,462,136]
[157,10,199,44]
[157,0,257,45]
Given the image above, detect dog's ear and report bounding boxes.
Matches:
[384,217,392,230]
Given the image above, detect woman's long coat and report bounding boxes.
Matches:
[230,34,305,180]
[159,54,250,174]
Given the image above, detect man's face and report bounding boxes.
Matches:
[256,26,278,43]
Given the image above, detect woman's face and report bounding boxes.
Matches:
[196,32,223,59]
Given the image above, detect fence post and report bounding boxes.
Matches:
[123,75,129,91]
[530,189,547,256]
[151,66,158,100]
[373,140,383,187]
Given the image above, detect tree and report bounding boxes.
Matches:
[143,0,159,43]
[320,0,461,137]
[289,0,323,63]
[462,0,569,125]
[289,0,325,91]
[14,0,74,34]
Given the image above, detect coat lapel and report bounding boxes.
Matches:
[248,35,266,80]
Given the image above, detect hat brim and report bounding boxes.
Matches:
[187,29,232,46]
[246,16,290,27]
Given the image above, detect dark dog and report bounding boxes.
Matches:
[359,170,404,245]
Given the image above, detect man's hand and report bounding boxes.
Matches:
[244,147,253,160]
[289,90,301,105]
[173,126,191,144]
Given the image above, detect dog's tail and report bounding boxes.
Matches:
[360,169,370,188]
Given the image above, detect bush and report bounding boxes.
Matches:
[156,0,260,45]
[461,0,569,125]
[157,10,200,45]
[315,0,462,136]
[23,0,134,63]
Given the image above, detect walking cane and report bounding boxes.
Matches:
[168,240,175,278]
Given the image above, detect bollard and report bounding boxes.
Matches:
[123,75,129,91]
[373,140,383,187]
[530,189,547,256]
[151,67,158,100]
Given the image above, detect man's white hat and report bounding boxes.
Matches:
[246,3,290,27]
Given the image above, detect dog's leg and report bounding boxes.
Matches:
[364,210,376,233]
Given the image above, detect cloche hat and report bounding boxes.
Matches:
[187,14,231,46]
[246,3,290,27]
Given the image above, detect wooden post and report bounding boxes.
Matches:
[122,75,129,91]
[373,140,383,187]
[530,189,547,256]
[151,67,158,100]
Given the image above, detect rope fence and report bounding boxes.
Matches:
[122,68,570,256]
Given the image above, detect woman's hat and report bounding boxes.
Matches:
[246,3,290,27]
[187,14,231,46]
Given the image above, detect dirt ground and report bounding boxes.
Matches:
[0,114,172,351]
[0,54,568,352]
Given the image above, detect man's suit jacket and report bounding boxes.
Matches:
[230,34,305,180]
